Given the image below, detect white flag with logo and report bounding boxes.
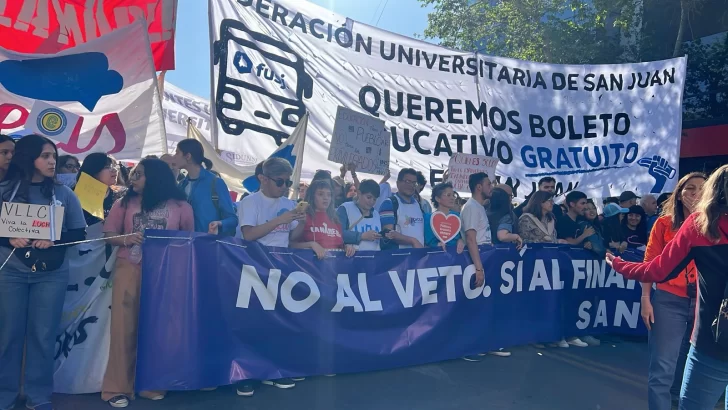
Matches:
[0,20,166,159]
[24,100,81,144]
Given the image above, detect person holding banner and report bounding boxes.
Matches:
[291,179,356,258]
[379,168,425,249]
[487,187,522,248]
[518,191,561,244]
[175,139,238,236]
[607,165,728,410]
[0,134,87,410]
[458,172,499,361]
[0,134,15,182]
[640,172,705,410]
[337,179,383,251]
[423,182,464,252]
[101,158,194,408]
[239,157,303,394]
[622,205,649,249]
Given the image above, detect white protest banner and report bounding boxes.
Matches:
[54,222,116,394]
[162,82,215,154]
[0,203,63,240]
[328,107,389,175]
[448,153,499,193]
[210,0,686,198]
[0,20,166,160]
[24,100,81,144]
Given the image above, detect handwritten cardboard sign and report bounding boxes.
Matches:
[0,203,63,240]
[75,172,108,220]
[430,211,462,244]
[328,106,390,175]
[447,153,499,193]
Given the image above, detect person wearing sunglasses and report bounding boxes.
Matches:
[238,157,304,395]
[175,139,238,236]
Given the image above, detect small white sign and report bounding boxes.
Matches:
[327,106,390,175]
[448,153,499,193]
[0,203,64,240]
[24,101,80,145]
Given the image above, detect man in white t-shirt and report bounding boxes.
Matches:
[240,158,304,248]
[238,157,304,395]
[459,172,512,360]
[460,172,493,286]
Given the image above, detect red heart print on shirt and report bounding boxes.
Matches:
[431,211,462,244]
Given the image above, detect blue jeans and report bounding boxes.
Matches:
[0,268,68,410]
[680,345,728,410]
[648,289,695,410]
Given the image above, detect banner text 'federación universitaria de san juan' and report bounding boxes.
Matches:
[210,0,686,199]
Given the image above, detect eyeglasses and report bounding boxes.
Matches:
[265,174,293,188]
[104,165,120,172]
[63,163,80,171]
[130,171,144,181]
[400,179,418,186]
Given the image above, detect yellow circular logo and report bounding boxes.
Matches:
[41,112,63,132]
[36,108,67,137]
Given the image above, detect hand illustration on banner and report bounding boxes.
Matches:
[637,155,676,193]
[213,18,313,146]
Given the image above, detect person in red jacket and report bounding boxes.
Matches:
[607,164,728,410]
[640,172,706,410]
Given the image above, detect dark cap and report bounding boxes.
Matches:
[619,191,640,202]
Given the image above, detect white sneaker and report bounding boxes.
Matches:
[567,337,589,347]
[582,336,601,346]
[549,339,569,348]
[108,396,129,408]
[488,348,512,357]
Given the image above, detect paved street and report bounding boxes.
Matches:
[40,336,657,410]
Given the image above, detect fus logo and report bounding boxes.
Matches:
[234,51,287,90]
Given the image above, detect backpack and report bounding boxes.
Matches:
[380,194,426,250]
[210,178,236,237]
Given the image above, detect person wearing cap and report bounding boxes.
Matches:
[602,203,629,253]
[619,191,640,209]
[621,205,648,249]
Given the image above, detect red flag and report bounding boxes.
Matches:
[0,0,177,71]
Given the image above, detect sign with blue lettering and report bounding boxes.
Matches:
[211,0,685,198]
[136,231,646,391]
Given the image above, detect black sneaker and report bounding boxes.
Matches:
[262,378,296,389]
[108,395,129,408]
[462,355,482,362]
[236,383,255,397]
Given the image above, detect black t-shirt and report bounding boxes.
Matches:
[557,214,583,240]
[621,225,648,248]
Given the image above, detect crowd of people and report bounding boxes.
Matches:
[0,132,726,410]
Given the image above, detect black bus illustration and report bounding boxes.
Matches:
[213,18,314,146]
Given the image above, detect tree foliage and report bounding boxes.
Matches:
[683,33,728,121]
[419,0,640,64]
